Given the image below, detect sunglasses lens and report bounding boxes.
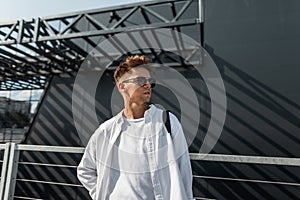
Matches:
[136,77,146,86]
[149,78,156,88]
[135,77,156,87]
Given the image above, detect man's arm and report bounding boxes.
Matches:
[170,113,195,200]
[77,135,97,199]
[177,149,195,200]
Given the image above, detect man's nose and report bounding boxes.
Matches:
[143,83,151,89]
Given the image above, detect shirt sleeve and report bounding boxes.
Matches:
[170,113,195,200]
[77,134,97,199]
[177,149,195,200]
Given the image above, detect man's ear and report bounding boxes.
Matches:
[118,82,126,91]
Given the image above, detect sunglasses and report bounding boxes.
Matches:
[122,77,156,88]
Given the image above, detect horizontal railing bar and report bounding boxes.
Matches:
[194,197,216,200]
[11,145,300,167]
[190,153,300,166]
[16,144,85,153]
[12,145,300,168]
[18,161,77,168]
[13,196,42,200]
[193,175,300,186]
[16,178,84,187]
[0,144,7,149]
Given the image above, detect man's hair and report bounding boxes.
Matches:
[114,55,151,82]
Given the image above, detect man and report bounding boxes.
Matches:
[77,55,194,200]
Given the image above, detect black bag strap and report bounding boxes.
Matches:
[163,110,171,134]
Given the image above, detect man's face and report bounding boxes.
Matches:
[119,67,155,106]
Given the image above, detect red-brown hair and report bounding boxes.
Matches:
[114,55,151,82]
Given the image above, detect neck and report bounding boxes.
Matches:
[123,102,150,119]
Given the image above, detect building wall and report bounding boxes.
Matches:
[192,0,300,199]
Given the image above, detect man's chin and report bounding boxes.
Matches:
[144,100,152,106]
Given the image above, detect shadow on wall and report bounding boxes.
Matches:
[192,45,300,199]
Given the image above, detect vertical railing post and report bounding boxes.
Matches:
[0,143,11,200]
[199,0,205,47]
[3,143,20,200]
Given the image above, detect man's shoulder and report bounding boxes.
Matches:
[97,115,118,131]
[153,106,178,121]
[89,116,118,142]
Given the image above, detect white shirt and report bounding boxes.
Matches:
[110,117,154,199]
[77,105,194,200]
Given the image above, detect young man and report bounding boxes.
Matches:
[77,55,194,200]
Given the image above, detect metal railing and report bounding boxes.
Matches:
[0,143,300,200]
[0,143,84,200]
[0,143,10,199]
[190,153,300,190]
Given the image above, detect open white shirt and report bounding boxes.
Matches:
[77,105,194,200]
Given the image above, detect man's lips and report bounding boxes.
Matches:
[143,91,151,95]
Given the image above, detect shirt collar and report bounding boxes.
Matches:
[109,104,157,143]
[114,104,156,126]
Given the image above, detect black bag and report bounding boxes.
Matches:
[163,110,171,134]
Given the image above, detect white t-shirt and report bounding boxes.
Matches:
[109,117,155,200]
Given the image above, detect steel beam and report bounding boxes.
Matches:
[0,0,199,90]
